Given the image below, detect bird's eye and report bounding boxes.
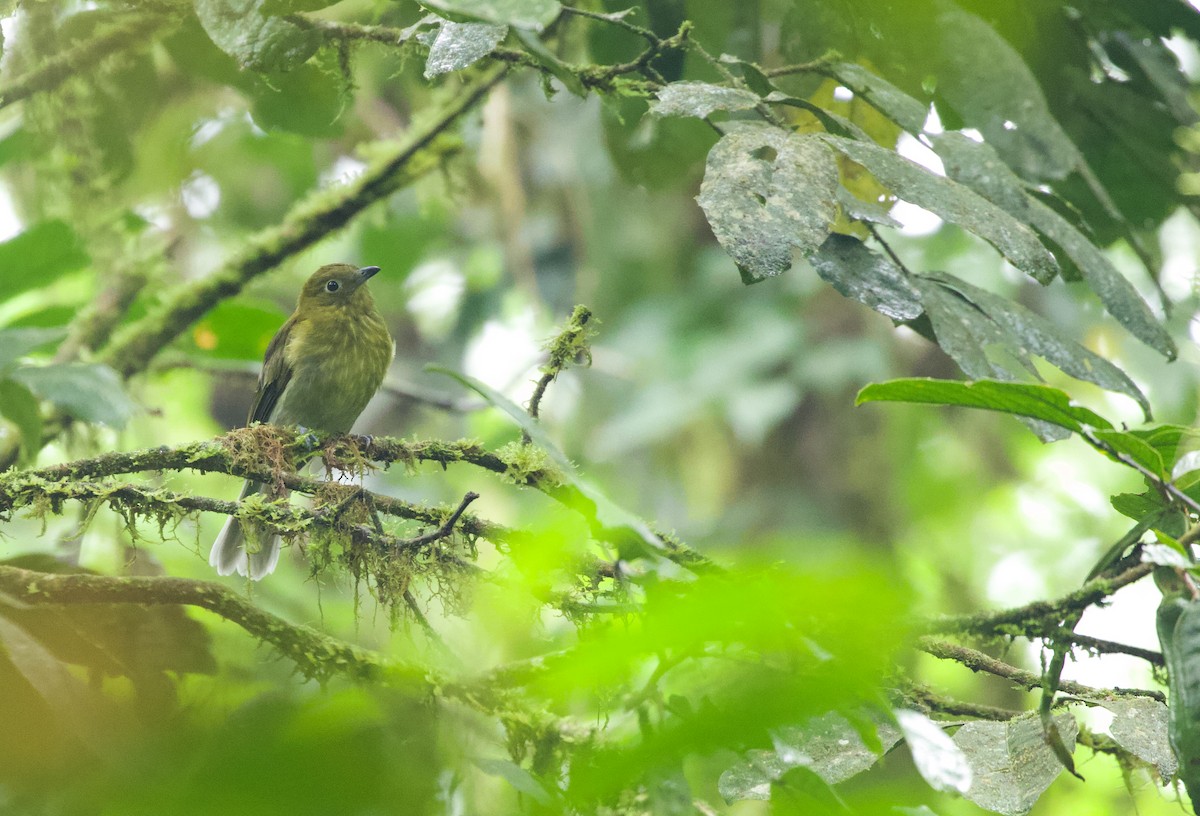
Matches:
[325,280,340,292]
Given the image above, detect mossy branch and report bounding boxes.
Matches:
[0,11,175,109]
[98,64,508,380]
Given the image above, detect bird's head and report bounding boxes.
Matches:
[298,263,382,309]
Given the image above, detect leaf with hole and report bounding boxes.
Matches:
[699,123,838,283]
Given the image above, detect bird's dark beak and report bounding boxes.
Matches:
[358,265,381,281]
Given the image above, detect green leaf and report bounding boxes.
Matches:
[837,186,901,228]
[930,131,1174,360]
[250,60,348,137]
[1104,697,1177,779]
[931,3,1080,183]
[1086,511,1169,581]
[924,273,1149,419]
[421,0,561,31]
[473,758,553,804]
[0,615,99,747]
[12,363,136,429]
[818,134,1059,284]
[810,235,922,321]
[424,19,507,78]
[952,713,1078,816]
[825,62,928,134]
[193,0,320,72]
[1090,429,1165,478]
[0,378,41,463]
[650,81,761,119]
[1158,597,1200,805]
[1132,425,1200,475]
[0,221,89,301]
[699,124,839,283]
[719,712,902,802]
[895,709,971,794]
[855,379,1113,434]
[0,327,67,374]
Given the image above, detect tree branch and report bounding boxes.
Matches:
[916,636,1165,702]
[921,562,1154,638]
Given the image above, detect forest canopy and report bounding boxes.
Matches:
[1,1,1200,815]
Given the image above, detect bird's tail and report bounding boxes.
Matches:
[209,480,282,580]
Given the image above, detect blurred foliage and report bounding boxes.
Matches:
[1,0,1200,814]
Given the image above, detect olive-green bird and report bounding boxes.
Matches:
[210,263,395,579]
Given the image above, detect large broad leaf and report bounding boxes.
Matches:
[931,131,1174,360]
[424,19,508,78]
[187,300,286,362]
[420,0,561,31]
[1104,697,1177,779]
[12,363,136,429]
[699,123,839,283]
[856,378,1113,435]
[932,1,1080,183]
[0,221,89,301]
[0,378,42,462]
[953,713,1078,816]
[193,0,320,72]
[1158,596,1200,805]
[896,710,972,794]
[719,712,902,802]
[0,326,67,374]
[818,134,1059,284]
[810,235,922,321]
[650,81,761,119]
[923,273,1150,419]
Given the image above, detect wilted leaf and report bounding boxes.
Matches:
[0,378,42,462]
[650,81,761,118]
[1105,698,1176,778]
[0,221,89,301]
[896,710,972,794]
[699,123,839,283]
[931,131,1174,360]
[12,363,136,428]
[819,134,1059,284]
[193,0,320,72]
[424,19,507,78]
[810,234,922,321]
[0,326,67,373]
[421,0,561,31]
[953,713,1078,816]
[856,378,1113,434]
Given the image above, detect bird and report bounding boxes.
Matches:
[209,263,395,579]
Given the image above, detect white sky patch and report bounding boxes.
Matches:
[1060,578,1163,690]
[190,118,226,149]
[891,133,946,236]
[1158,208,1200,302]
[1167,33,1200,78]
[404,258,465,340]
[463,308,542,398]
[986,551,1047,607]
[320,155,368,187]
[833,85,853,102]
[181,172,220,219]
[923,104,943,135]
[0,182,22,241]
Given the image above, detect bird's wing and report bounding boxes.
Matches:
[248,313,297,425]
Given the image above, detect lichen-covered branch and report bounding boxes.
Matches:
[921,562,1154,638]
[99,64,509,379]
[0,562,419,686]
[916,636,1165,702]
